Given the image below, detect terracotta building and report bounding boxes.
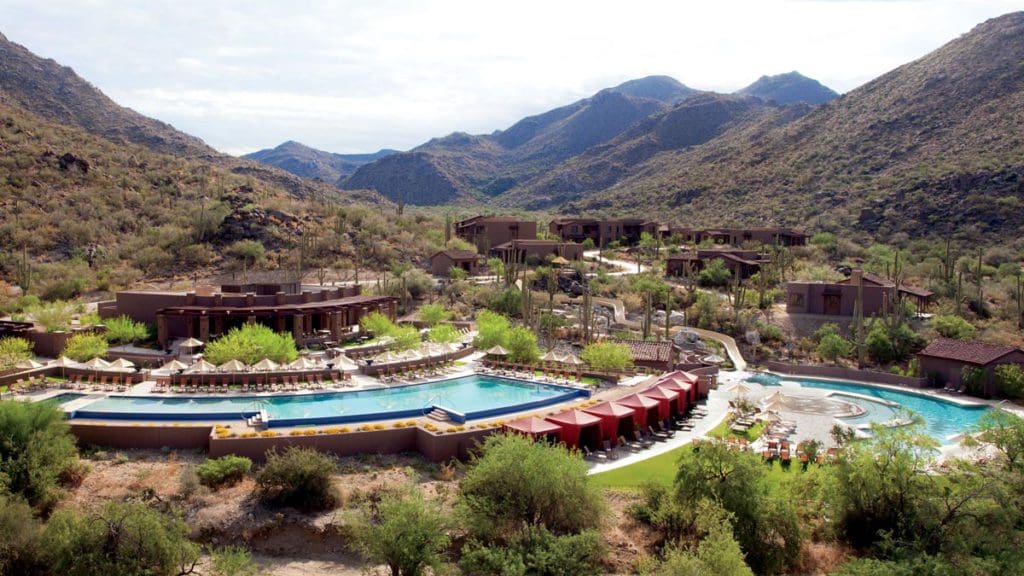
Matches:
[665,249,770,280]
[99,283,397,350]
[490,240,584,265]
[429,250,481,276]
[671,227,807,247]
[918,338,1024,394]
[454,215,537,253]
[785,270,933,317]
[548,218,662,247]
[608,339,675,372]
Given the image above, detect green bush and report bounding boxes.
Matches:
[360,311,396,338]
[505,327,539,364]
[0,400,79,509]
[62,332,108,362]
[460,526,605,576]
[196,455,252,489]
[204,324,298,365]
[427,324,461,344]
[473,310,510,351]
[102,315,151,345]
[390,325,422,352]
[698,258,732,287]
[256,447,336,511]
[930,315,976,340]
[209,545,260,576]
[817,333,853,364]
[355,485,450,576]
[42,501,199,576]
[418,303,452,327]
[581,341,633,372]
[813,322,840,342]
[0,492,45,576]
[996,364,1024,399]
[0,337,33,370]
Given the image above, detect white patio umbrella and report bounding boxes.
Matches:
[540,350,562,363]
[108,358,135,371]
[160,359,189,372]
[372,350,399,364]
[288,357,318,370]
[15,358,43,370]
[185,359,216,373]
[561,354,584,366]
[82,357,110,369]
[252,358,279,372]
[721,382,754,396]
[485,345,508,356]
[49,356,78,378]
[333,355,359,371]
[217,359,249,372]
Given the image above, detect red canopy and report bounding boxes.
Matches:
[654,380,690,412]
[583,401,638,445]
[504,416,563,439]
[641,386,679,420]
[661,372,699,403]
[546,410,603,448]
[617,393,662,427]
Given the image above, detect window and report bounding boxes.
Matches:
[788,293,804,307]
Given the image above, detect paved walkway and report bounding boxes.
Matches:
[583,250,648,275]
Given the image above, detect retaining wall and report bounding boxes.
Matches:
[765,361,927,388]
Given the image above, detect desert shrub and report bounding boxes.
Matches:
[581,341,633,371]
[427,323,460,344]
[390,325,422,351]
[360,311,396,337]
[756,322,785,343]
[817,333,853,364]
[698,258,732,287]
[61,332,108,362]
[102,315,151,345]
[0,336,33,370]
[204,323,298,365]
[0,400,79,510]
[42,501,199,576]
[255,447,336,510]
[403,268,435,300]
[460,526,605,576]
[209,545,260,576]
[995,364,1024,399]
[355,484,450,576]
[0,492,46,576]
[930,315,976,340]
[196,455,252,489]
[29,300,75,332]
[487,287,523,317]
[418,303,452,326]
[813,322,840,342]
[473,310,510,350]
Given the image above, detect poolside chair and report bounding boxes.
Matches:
[601,440,618,460]
[618,435,643,452]
[582,446,607,461]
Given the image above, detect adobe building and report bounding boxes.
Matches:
[918,338,1024,394]
[608,339,675,372]
[490,240,584,265]
[454,215,537,253]
[671,227,807,247]
[99,283,397,350]
[429,249,481,277]
[666,249,770,280]
[785,270,933,317]
[548,218,661,247]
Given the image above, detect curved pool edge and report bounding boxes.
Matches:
[754,369,990,408]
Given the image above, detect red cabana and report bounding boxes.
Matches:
[545,410,603,451]
[617,393,662,428]
[655,380,690,413]
[504,416,563,443]
[641,386,680,421]
[583,401,638,445]
[661,371,700,403]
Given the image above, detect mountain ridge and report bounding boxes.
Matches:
[244,141,398,183]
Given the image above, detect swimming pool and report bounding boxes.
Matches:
[746,373,990,442]
[68,375,589,427]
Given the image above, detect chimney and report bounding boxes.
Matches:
[850,268,863,285]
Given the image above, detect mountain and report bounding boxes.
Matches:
[737,71,839,105]
[243,141,398,183]
[342,76,692,204]
[564,12,1024,238]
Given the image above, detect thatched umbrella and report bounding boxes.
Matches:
[217,359,249,387]
[334,355,358,372]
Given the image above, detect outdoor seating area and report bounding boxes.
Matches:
[479,361,585,386]
[374,360,464,385]
[151,357,354,394]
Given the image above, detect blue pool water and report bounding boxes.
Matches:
[747,373,990,442]
[69,375,587,427]
[44,393,86,406]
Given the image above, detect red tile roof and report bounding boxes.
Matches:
[610,339,673,363]
[431,249,479,261]
[919,337,1021,365]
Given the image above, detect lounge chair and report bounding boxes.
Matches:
[618,435,643,452]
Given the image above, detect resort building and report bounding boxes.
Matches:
[490,240,584,265]
[918,338,1024,394]
[665,248,770,280]
[671,227,807,247]
[609,339,675,372]
[785,270,933,317]
[454,215,537,253]
[99,283,398,350]
[429,249,481,277]
[548,217,662,247]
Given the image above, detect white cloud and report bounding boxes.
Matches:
[2,0,1021,153]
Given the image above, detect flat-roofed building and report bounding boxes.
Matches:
[490,239,584,265]
[429,249,481,277]
[785,270,933,317]
[666,248,770,280]
[548,217,661,247]
[671,227,807,247]
[454,215,537,252]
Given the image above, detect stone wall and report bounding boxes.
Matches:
[765,361,927,388]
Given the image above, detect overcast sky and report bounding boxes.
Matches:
[2,0,1021,155]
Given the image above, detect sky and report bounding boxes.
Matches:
[2,0,1021,155]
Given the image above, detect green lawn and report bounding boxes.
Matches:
[707,417,766,441]
[591,443,822,490]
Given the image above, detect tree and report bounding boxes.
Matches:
[930,315,976,340]
[458,434,605,542]
[0,492,45,576]
[995,364,1024,399]
[689,291,720,330]
[505,327,539,364]
[817,333,853,364]
[62,332,108,362]
[390,325,422,352]
[581,341,633,372]
[360,311,397,338]
[355,485,450,576]
[0,337,33,370]
[448,266,467,281]
[226,239,265,283]
[975,409,1024,471]
[427,324,460,344]
[42,501,200,576]
[102,315,151,345]
[473,311,510,351]
[256,447,336,511]
[698,259,732,287]
[417,303,451,327]
[203,324,299,365]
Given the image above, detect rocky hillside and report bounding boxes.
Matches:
[737,71,839,105]
[244,141,397,183]
[551,12,1024,239]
